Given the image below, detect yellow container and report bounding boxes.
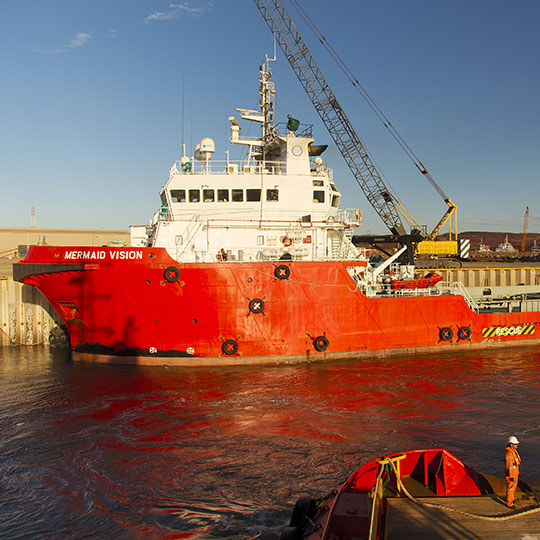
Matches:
[416,240,458,255]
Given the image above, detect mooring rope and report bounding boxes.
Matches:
[367,462,386,539]
[387,458,540,521]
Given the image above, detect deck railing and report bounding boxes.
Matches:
[362,280,480,312]
[438,281,480,312]
[169,159,329,177]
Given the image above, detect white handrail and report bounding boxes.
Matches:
[438,281,479,312]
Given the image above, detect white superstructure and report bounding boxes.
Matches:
[495,235,517,254]
[130,58,363,263]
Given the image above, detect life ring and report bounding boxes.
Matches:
[164,266,180,282]
[282,236,293,247]
[222,339,238,355]
[439,327,453,341]
[274,264,291,280]
[458,326,472,340]
[313,335,329,352]
[249,298,265,314]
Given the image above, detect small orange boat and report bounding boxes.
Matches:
[390,272,443,290]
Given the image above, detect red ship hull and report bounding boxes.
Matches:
[15,246,540,366]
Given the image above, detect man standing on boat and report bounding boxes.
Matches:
[505,435,521,507]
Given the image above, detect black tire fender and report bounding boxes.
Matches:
[222,340,238,355]
[439,327,453,341]
[275,264,291,280]
[313,336,329,352]
[249,298,265,314]
[164,266,180,283]
[458,326,472,340]
[290,496,317,528]
[280,526,302,540]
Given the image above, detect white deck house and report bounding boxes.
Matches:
[130,58,362,264]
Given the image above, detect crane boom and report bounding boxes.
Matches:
[253,0,406,236]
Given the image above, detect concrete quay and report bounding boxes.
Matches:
[424,265,540,288]
[0,277,64,347]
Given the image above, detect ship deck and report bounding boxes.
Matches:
[384,496,540,539]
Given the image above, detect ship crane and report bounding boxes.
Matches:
[253,0,457,254]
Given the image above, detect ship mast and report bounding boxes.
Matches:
[259,55,276,144]
[231,55,278,165]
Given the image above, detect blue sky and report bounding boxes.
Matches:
[1,0,538,234]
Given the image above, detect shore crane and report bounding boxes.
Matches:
[521,206,529,252]
[253,0,458,255]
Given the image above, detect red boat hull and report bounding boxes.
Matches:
[15,246,540,365]
[287,448,517,539]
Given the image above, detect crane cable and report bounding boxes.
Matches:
[288,0,449,202]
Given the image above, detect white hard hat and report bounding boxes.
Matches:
[508,436,520,445]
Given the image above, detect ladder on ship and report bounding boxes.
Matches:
[329,229,354,259]
[176,214,203,260]
[438,281,480,313]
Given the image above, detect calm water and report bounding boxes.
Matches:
[1,346,539,538]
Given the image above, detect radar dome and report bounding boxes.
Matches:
[194,137,215,161]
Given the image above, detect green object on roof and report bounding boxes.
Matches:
[287,114,300,132]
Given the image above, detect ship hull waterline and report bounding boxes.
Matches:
[15,246,540,367]
[72,339,540,367]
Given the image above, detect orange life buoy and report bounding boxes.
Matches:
[282,237,293,247]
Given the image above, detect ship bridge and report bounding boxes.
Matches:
[130,57,362,263]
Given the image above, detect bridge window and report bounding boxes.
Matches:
[171,189,186,203]
[217,189,229,202]
[189,189,200,202]
[247,189,261,202]
[203,189,215,202]
[312,179,324,186]
[232,189,244,202]
[331,194,340,208]
[313,191,325,203]
[266,188,279,202]
[330,183,339,192]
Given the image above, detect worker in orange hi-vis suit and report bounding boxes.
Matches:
[505,435,521,508]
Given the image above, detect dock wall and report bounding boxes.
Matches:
[425,267,540,287]
[0,227,129,253]
[0,277,63,347]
